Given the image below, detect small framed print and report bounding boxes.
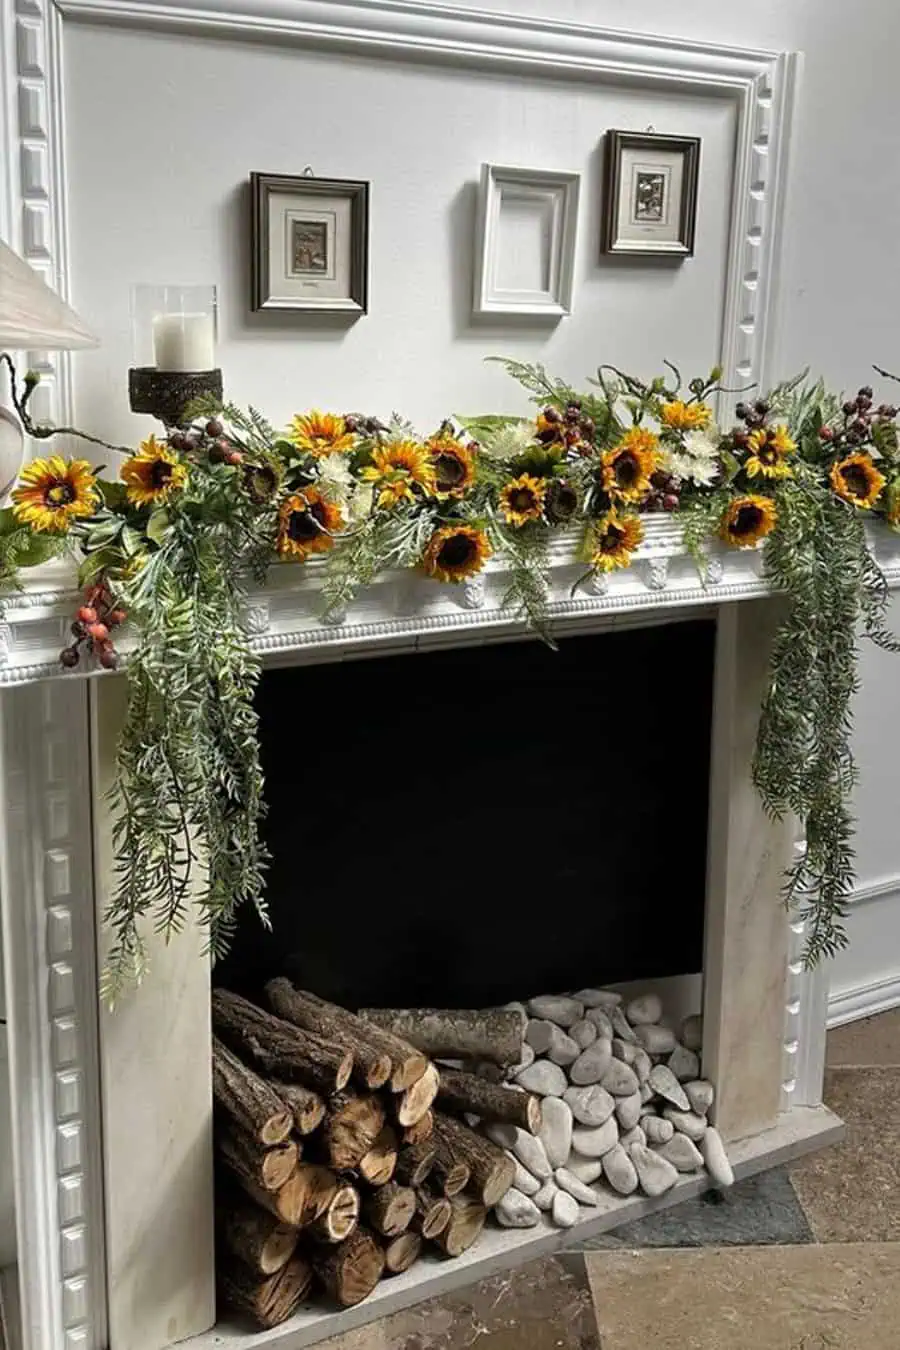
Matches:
[473,164,580,317]
[601,131,700,258]
[251,172,369,313]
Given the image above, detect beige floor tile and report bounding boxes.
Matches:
[827,1008,900,1067]
[585,1242,900,1349]
[790,1066,900,1242]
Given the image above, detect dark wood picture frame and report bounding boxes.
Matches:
[250,172,369,313]
[601,131,700,258]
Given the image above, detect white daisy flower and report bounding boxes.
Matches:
[661,426,721,487]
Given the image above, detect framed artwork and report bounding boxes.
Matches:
[250,172,369,313]
[473,164,580,317]
[601,131,700,257]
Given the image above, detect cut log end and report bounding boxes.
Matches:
[401,1111,434,1146]
[265,980,391,1090]
[433,1158,470,1198]
[213,1038,294,1146]
[312,1227,385,1308]
[325,1093,386,1172]
[433,1113,516,1207]
[436,1067,541,1135]
[414,1187,452,1239]
[395,1062,440,1128]
[217,1192,299,1277]
[218,1253,313,1329]
[363,1182,416,1238]
[382,1231,422,1275]
[269,1080,326,1136]
[393,1142,437,1189]
[217,1119,298,1195]
[358,1125,398,1186]
[307,1184,360,1244]
[432,1195,487,1258]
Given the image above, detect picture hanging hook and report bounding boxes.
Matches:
[645,124,655,134]
[302,165,315,177]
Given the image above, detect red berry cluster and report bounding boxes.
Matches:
[169,419,244,467]
[646,469,681,512]
[61,584,127,671]
[819,386,897,449]
[731,397,771,448]
[537,401,596,454]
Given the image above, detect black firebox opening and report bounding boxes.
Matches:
[214,619,715,1008]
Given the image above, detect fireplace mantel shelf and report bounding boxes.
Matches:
[3,518,900,686]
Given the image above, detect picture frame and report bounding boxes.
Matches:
[250,172,369,313]
[601,131,700,258]
[473,164,581,317]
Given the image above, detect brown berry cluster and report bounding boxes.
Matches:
[731,397,772,447]
[61,584,127,670]
[819,386,897,449]
[537,401,596,455]
[645,469,681,512]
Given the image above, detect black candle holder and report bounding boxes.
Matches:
[128,367,223,428]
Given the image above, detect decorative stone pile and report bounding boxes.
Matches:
[483,988,734,1230]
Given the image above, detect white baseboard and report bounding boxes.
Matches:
[827,971,900,1027]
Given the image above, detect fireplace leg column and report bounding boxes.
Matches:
[702,600,795,1143]
[92,678,215,1349]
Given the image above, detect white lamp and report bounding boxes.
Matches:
[0,238,98,500]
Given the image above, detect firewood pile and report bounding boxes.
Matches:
[212,982,534,1328]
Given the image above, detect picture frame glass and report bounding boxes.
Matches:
[267,190,353,304]
[615,146,685,246]
[494,187,556,296]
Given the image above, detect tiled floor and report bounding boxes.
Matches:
[320,1008,900,1350]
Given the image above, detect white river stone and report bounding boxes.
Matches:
[702,1126,735,1187]
[571,1117,619,1158]
[539,1097,573,1169]
[527,995,584,1027]
[585,1008,614,1039]
[639,1082,654,1104]
[531,1179,557,1211]
[570,1019,598,1050]
[555,1166,601,1206]
[630,1142,679,1197]
[656,1133,704,1172]
[681,1013,703,1052]
[668,1044,701,1082]
[507,1153,541,1196]
[484,1122,518,1150]
[526,1020,578,1065]
[516,1059,568,1097]
[626,993,663,1026]
[508,1043,536,1076]
[662,1108,708,1141]
[564,1084,615,1127]
[512,1128,553,1180]
[573,989,621,1010]
[611,1006,639,1044]
[612,1038,639,1065]
[615,1091,643,1131]
[602,1144,639,1195]
[619,1125,646,1150]
[685,1079,715,1116]
[600,1059,640,1097]
[552,1189,580,1228]
[642,1115,675,1144]
[569,1039,613,1085]
[566,1156,604,1184]
[635,1024,677,1055]
[648,1064,690,1111]
[633,1049,652,1083]
[495,1189,541,1227]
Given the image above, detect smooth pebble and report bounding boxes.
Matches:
[702,1126,735,1187]
[662,1107,708,1141]
[564,1083,616,1127]
[507,1153,541,1196]
[585,1008,614,1039]
[570,1019,598,1050]
[656,1133,704,1172]
[642,1115,675,1144]
[648,1064,690,1110]
[512,1128,553,1180]
[611,1006,639,1044]
[531,1179,557,1211]
[527,994,584,1027]
[636,1023,677,1055]
[630,1142,679,1197]
[495,1188,541,1227]
[681,1013,703,1052]
[626,993,663,1026]
[516,1059,568,1097]
[539,1096,573,1169]
[685,1079,715,1116]
[566,1156,604,1184]
[615,1091,643,1131]
[552,1189,580,1228]
[619,1124,646,1150]
[602,1143,639,1195]
[600,1059,640,1097]
[571,1116,619,1158]
[569,1038,613,1085]
[573,989,621,1010]
[668,1044,701,1082]
[555,1166,601,1206]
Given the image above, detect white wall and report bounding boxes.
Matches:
[59,0,900,1020]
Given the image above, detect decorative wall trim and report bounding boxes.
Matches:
[844,870,900,910]
[828,971,900,1028]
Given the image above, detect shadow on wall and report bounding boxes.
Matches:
[0,1032,15,1270]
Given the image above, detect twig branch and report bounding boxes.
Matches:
[1,352,133,456]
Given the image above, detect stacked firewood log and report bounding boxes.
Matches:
[212,982,536,1328]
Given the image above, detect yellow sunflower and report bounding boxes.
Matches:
[422,524,492,583]
[499,473,546,527]
[276,488,345,560]
[661,400,712,432]
[120,436,188,507]
[591,511,643,572]
[720,494,777,548]
[11,455,98,533]
[744,424,797,480]
[288,410,355,458]
[427,436,476,499]
[360,440,437,508]
[601,427,659,503]
[829,452,885,510]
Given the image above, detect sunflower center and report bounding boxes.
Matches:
[45,481,75,507]
[435,453,466,490]
[734,504,763,535]
[509,488,537,513]
[149,460,174,489]
[287,501,325,541]
[759,444,777,464]
[841,464,872,499]
[600,524,625,552]
[550,484,577,516]
[615,453,639,486]
[438,533,476,569]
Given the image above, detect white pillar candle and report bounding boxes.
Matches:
[151,312,215,372]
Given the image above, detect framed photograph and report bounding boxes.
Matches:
[601,131,700,257]
[251,172,369,313]
[473,164,580,317]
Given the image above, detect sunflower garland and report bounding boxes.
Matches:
[499,473,546,526]
[422,523,491,582]
[601,427,659,504]
[360,440,437,507]
[829,452,885,509]
[12,455,98,532]
[720,494,778,548]
[591,511,644,571]
[277,488,345,560]
[288,410,355,457]
[120,436,188,507]
[428,436,476,498]
[744,424,796,480]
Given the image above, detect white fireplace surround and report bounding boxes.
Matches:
[0,3,871,1348]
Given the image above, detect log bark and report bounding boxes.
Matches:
[212,1037,293,1145]
[324,1093,386,1172]
[436,1068,542,1134]
[362,1182,416,1238]
[311,1227,385,1307]
[306,1183,360,1244]
[382,1231,422,1275]
[393,1142,436,1189]
[266,979,392,1090]
[269,1080,326,1136]
[286,989,428,1092]
[432,1113,516,1207]
[401,1111,434,1146]
[212,989,353,1095]
[218,1252,313,1329]
[359,1008,524,1068]
[358,1125,398,1186]
[217,1119,298,1193]
[217,1192,298,1276]
[394,1062,440,1128]
[229,1162,336,1228]
[412,1185,451,1239]
[432,1195,487,1257]
[430,1153,470,1198]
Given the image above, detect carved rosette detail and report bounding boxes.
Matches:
[321,604,348,627]
[460,575,487,610]
[645,558,669,591]
[586,571,609,596]
[241,602,271,636]
[0,623,11,667]
[706,556,725,585]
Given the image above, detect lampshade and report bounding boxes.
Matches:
[0,238,98,350]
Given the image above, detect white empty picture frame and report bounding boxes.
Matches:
[474,164,580,317]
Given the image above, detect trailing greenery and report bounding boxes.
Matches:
[2,355,900,990]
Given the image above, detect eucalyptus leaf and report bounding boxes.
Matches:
[146,509,171,547]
